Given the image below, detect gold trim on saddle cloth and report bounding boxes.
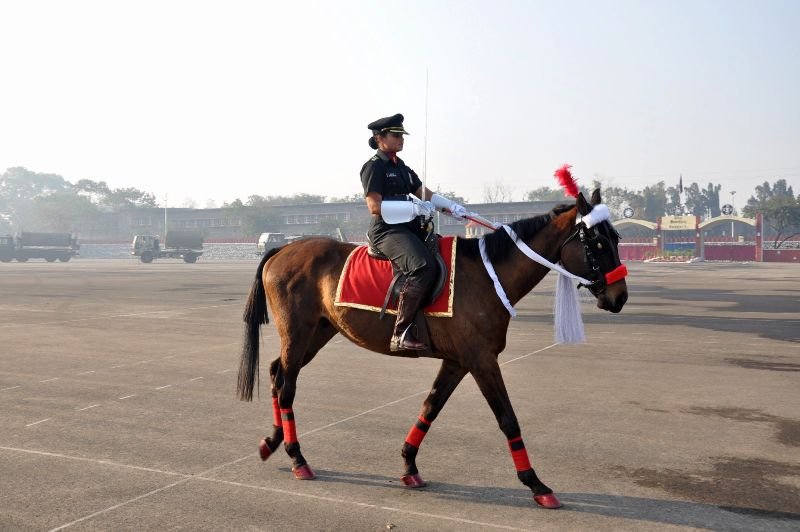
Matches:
[333,238,457,318]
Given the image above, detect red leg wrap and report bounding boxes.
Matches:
[281,408,297,444]
[404,416,431,448]
[271,397,281,427]
[507,436,532,472]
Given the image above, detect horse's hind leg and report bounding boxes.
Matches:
[470,358,562,509]
[259,320,337,462]
[273,319,338,479]
[258,357,285,461]
[400,359,467,488]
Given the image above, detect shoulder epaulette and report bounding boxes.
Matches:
[370,155,379,162]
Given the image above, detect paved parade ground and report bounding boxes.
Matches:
[1,258,798,531]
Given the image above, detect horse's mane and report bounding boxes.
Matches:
[458,204,574,264]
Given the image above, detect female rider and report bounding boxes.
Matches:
[360,113,466,351]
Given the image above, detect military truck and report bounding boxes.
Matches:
[0,232,80,262]
[131,230,203,263]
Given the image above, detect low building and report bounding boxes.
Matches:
[75,200,569,243]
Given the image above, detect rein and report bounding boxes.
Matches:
[478,223,593,317]
[477,203,627,316]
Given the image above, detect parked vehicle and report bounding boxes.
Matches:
[256,233,287,255]
[256,233,309,255]
[131,230,203,263]
[0,232,80,262]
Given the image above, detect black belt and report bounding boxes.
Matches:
[383,195,410,201]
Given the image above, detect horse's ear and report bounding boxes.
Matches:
[576,192,591,216]
[590,188,602,206]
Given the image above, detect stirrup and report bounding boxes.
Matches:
[391,325,428,351]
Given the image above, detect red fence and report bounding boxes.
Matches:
[703,245,756,261]
[618,244,658,261]
[762,249,800,263]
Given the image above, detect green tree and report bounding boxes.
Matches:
[683,182,706,216]
[743,180,800,248]
[247,193,327,206]
[665,185,682,215]
[589,181,637,218]
[105,187,158,210]
[32,192,98,231]
[327,192,363,203]
[222,198,245,208]
[640,182,668,221]
[703,182,722,217]
[524,186,565,202]
[432,188,467,206]
[74,179,112,203]
[1,167,72,229]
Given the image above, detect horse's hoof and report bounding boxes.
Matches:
[533,493,562,509]
[293,464,316,480]
[401,474,426,488]
[258,439,272,461]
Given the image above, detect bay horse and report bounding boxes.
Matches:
[237,189,628,509]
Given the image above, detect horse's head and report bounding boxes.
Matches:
[558,189,628,313]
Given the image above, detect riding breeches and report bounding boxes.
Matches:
[368,221,436,290]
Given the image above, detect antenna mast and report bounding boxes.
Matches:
[423,67,429,195]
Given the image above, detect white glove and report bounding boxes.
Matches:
[449,203,467,220]
[412,200,434,218]
[431,193,467,220]
[381,200,433,224]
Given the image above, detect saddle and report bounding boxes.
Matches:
[367,230,448,355]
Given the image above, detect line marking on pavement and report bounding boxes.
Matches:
[118,395,136,400]
[40,378,60,383]
[0,443,530,532]
[10,345,557,530]
[77,370,96,376]
[1,385,21,392]
[25,418,51,427]
[109,365,126,369]
[193,476,531,531]
[0,446,187,477]
[218,369,231,374]
[47,453,253,531]
[77,404,100,411]
[155,385,172,390]
[500,344,557,367]
[189,377,204,381]
[0,303,242,329]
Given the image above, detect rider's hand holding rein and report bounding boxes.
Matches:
[431,194,467,221]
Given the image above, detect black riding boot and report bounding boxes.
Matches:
[390,280,429,352]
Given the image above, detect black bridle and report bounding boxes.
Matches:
[558,219,627,296]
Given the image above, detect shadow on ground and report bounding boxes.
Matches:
[276,467,799,530]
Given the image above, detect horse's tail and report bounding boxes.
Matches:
[238,247,283,401]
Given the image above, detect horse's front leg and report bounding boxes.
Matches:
[401,359,467,487]
[471,358,562,509]
[258,358,284,461]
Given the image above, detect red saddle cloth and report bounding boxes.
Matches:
[334,236,456,317]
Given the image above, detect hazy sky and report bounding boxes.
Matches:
[1,0,798,207]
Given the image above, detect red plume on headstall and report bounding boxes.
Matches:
[554,164,579,198]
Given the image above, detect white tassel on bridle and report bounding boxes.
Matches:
[554,272,585,344]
